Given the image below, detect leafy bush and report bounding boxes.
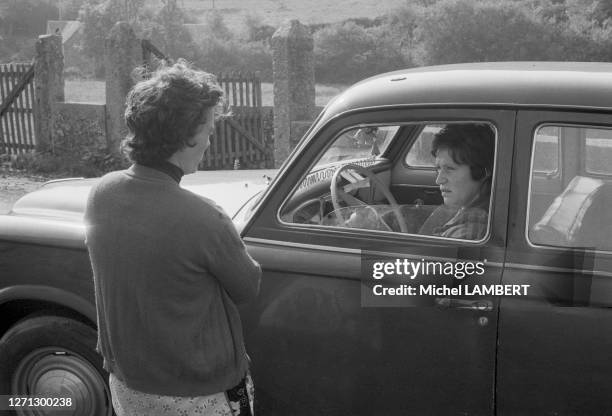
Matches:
[9,149,128,177]
[64,66,84,79]
[193,37,272,81]
[314,21,409,84]
[417,0,553,64]
[0,0,59,37]
[243,13,275,42]
[415,0,612,65]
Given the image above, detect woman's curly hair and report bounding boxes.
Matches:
[431,123,495,181]
[121,60,224,165]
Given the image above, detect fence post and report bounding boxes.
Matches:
[271,19,316,168]
[105,22,141,154]
[34,34,64,153]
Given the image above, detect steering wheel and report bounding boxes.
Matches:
[330,164,408,233]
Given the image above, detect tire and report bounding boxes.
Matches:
[0,315,113,416]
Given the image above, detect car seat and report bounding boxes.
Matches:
[531,175,611,250]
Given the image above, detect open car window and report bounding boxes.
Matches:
[280,122,497,242]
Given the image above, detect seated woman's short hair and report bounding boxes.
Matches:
[121,60,224,165]
[431,123,495,180]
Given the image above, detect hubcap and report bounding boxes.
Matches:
[11,347,111,416]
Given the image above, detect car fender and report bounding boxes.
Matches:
[0,284,96,323]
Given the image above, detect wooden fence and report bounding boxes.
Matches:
[217,71,262,108]
[200,71,272,170]
[0,63,36,154]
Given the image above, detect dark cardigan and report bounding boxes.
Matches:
[85,164,261,396]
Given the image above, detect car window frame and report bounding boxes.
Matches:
[242,107,515,253]
[524,118,612,255]
[275,116,501,245]
[532,125,562,178]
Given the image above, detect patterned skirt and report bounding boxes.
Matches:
[109,373,255,416]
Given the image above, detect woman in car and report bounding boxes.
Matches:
[418,123,495,240]
[85,61,261,416]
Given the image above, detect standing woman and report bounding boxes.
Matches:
[85,61,261,416]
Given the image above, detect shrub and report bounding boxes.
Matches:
[417,0,555,65]
[9,149,128,177]
[64,66,84,79]
[415,0,612,65]
[1,0,59,37]
[194,37,272,81]
[243,13,275,43]
[314,21,409,84]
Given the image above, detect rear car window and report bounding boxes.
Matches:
[528,124,612,251]
[585,128,612,175]
[404,125,442,167]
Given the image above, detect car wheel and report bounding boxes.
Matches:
[0,315,113,416]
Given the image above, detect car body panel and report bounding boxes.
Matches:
[0,169,276,248]
[497,109,612,414]
[239,107,516,414]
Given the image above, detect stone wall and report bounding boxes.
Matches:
[32,20,320,172]
[32,28,129,176]
[271,20,316,167]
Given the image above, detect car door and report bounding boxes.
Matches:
[240,108,515,415]
[497,110,612,414]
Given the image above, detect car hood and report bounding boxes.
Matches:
[8,169,277,222]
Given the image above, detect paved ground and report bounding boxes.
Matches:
[0,171,50,214]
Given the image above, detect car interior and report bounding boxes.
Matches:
[280,122,493,238]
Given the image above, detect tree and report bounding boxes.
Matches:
[417,0,566,65]
[314,20,409,84]
[79,0,126,76]
[0,0,59,37]
[79,0,152,76]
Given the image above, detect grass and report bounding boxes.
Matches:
[64,79,347,107]
[64,79,106,104]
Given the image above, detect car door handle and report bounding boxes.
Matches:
[435,298,494,311]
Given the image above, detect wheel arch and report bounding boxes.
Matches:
[0,285,96,337]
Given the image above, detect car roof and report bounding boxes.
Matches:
[322,62,612,119]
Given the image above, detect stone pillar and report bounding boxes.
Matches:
[105,22,141,153]
[271,19,315,167]
[34,34,64,153]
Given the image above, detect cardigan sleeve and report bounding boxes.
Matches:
[199,206,262,304]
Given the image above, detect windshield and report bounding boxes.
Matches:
[313,126,399,169]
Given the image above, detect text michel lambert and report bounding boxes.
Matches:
[370,259,530,297]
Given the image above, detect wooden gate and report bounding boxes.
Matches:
[202,72,273,170]
[141,40,273,170]
[0,63,36,154]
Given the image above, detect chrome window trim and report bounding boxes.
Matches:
[244,237,504,267]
